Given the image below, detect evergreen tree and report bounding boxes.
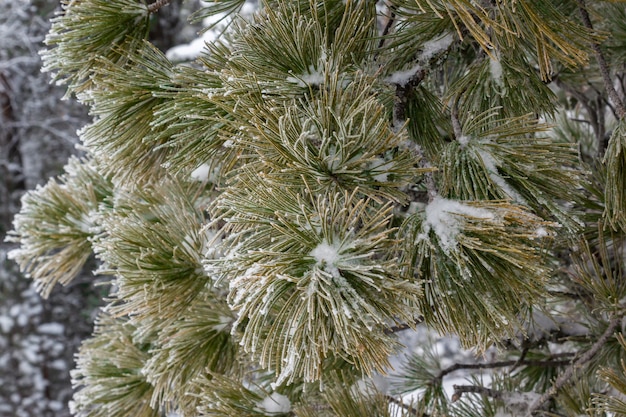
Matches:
[6,0,626,415]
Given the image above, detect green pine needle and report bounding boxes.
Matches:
[80,42,177,184]
[144,289,240,410]
[7,157,112,297]
[71,314,159,417]
[603,118,626,232]
[41,0,150,95]
[95,178,214,325]
[401,198,556,348]
[217,184,421,384]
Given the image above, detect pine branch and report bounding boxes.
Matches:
[527,315,623,415]
[433,356,575,386]
[576,0,626,119]
[451,385,503,402]
[377,3,396,50]
[451,98,463,140]
[147,0,171,14]
[389,68,439,201]
[392,69,427,129]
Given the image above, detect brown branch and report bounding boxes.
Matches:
[384,316,425,335]
[576,0,626,119]
[617,72,626,101]
[432,355,575,386]
[377,4,397,50]
[147,0,172,14]
[527,316,622,415]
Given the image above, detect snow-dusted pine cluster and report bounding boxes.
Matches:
[6,0,626,416]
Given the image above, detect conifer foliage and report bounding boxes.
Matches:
[6,0,626,415]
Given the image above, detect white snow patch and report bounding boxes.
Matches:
[524,310,559,342]
[419,32,455,62]
[489,55,505,90]
[286,67,325,87]
[167,33,215,61]
[0,315,13,333]
[256,392,291,415]
[502,391,541,415]
[386,33,454,86]
[310,240,341,277]
[369,157,394,182]
[190,164,211,181]
[37,322,64,335]
[385,64,422,86]
[49,401,64,411]
[458,135,471,147]
[166,0,258,61]
[166,9,232,61]
[420,197,494,253]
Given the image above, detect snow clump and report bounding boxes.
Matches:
[256,392,291,415]
[419,196,494,253]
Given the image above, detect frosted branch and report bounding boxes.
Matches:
[527,315,622,415]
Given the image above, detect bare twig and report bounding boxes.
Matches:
[451,385,503,402]
[587,81,619,121]
[576,0,626,119]
[526,316,622,415]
